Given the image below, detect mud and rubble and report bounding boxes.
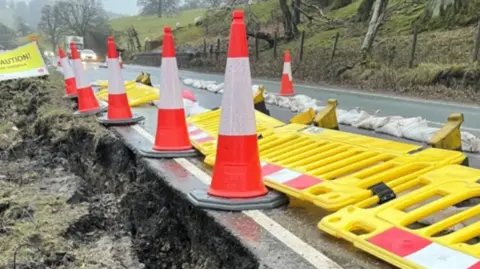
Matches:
[0,72,257,268]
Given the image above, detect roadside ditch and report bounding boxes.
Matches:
[0,72,257,269]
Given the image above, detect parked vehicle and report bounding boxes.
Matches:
[80,49,98,62]
[65,36,84,58]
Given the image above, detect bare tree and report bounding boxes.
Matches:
[204,0,224,6]
[279,0,298,40]
[425,0,463,19]
[57,0,103,37]
[355,0,375,22]
[0,23,16,49]
[361,0,389,57]
[137,0,178,17]
[38,4,63,51]
[291,0,300,25]
[15,16,31,36]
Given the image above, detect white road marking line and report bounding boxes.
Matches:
[96,81,480,133]
[177,70,480,109]
[129,124,343,269]
[250,79,480,109]
[427,121,480,133]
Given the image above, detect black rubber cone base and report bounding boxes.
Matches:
[139,146,199,159]
[63,94,78,100]
[188,189,289,211]
[97,114,145,126]
[73,106,107,117]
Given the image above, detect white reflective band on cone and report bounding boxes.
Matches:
[72,59,89,89]
[283,62,292,81]
[107,58,125,95]
[60,57,74,79]
[157,57,184,109]
[219,57,256,136]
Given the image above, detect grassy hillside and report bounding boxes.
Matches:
[110,0,480,104]
[109,0,432,52]
[110,9,205,45]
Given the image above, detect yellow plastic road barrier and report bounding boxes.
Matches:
[196,119,465,210]
[271,124,423,155]
[96,82,137,99]
[314,99,338,130]
[189,108,423,156]
[95,80,136,89]
[226,132,463,211]
[429,113,464,151]
[253,86,270,115]
[187,108,284,156]
[260,143,464,211]
[319,165,480,268]
[136,72,145,82]
[290,108,316,125]
[289,99,338,129]
[141,73,152,86]
[96,82,160,107]
[128,84,159,106]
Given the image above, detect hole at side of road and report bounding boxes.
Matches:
[120,163,259,269]
[2,75,261,269]
[57,131,260,269]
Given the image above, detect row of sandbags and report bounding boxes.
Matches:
[182,78,480,153]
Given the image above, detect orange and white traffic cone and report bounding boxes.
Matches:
[58,46,77,99]
[139,26,197,158]
[70,42,106,116]
[279,51,295,96]
[188,10,287,211]
[97,37,144,126]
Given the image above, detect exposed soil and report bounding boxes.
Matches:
[0,71,257,268]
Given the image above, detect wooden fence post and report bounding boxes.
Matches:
[273,31,278,60]
[216,38,220,60]
[330,32,340,65]
[299,31,305,61]
[203,39,207,57]
[255,36,259,61]
[408,24,418,68]
[473,19,480,63]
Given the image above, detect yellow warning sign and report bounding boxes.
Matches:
[0,42,48,80]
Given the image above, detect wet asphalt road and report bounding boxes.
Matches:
[121,64,480,133]
[81,63,479,269]
[84,63,480,168]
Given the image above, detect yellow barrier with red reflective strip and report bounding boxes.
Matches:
[187,109,422,156]
[187,110,466,211]
[95,82,159,107]
[190,128,465,211]
[185,109,476,269]
[319,165,480,269]
[187,108,284,156]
